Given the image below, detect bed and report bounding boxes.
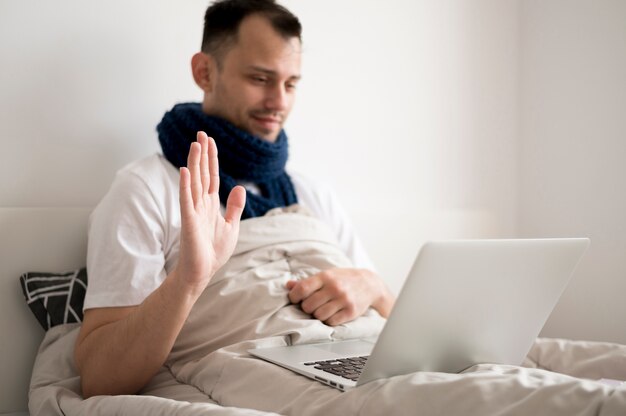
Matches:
[2,207,626,416]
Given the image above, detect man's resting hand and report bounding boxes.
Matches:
[286,268,395,326]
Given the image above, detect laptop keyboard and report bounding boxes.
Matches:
[304,356,369,381]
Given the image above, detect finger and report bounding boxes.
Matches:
[224,185,246,224]
[187,141,202,205]
[179,167,193,219]
[197,132,210,195]
[287,275,324,304]
[207,135,220,194]
[313,300,343,323]
[301,290,333,315]
[325,307,354,326]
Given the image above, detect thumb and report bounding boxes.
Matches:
[224,185,246,224]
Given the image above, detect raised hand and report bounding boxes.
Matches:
[175,131,246,296]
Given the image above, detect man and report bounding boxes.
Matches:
[74,0,394,398]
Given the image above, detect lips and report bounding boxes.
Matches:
[251,114,282,131]
[250,111,283,130]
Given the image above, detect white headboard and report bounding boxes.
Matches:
[0,207,91,414]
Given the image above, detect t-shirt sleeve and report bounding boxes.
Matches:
[84,169,168,310]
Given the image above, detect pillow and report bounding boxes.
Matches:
[19,268,88,330]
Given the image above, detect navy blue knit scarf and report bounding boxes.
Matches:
[157,102,298,219]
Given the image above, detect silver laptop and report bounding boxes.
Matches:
[249,238,590,391]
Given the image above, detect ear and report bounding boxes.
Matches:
[191,52,214,92]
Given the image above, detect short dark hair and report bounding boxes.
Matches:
[201,0,302,64]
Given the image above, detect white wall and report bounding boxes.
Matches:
[1,0,520,294]
[0,0,208,208]
[6,1,622,345]
[519,0,626,344]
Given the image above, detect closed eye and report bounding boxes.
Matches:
[250,75,268,84]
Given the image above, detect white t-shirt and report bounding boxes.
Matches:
[84,153,374,310]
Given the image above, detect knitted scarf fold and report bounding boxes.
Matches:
[157,102,298,219]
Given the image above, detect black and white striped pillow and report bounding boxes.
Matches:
[19,268,87,330]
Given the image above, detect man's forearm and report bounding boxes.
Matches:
[75,270,200,397]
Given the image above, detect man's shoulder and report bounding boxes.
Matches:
[91,154,178,229]
[94,154,179,209]
[118,153,175,179]
[113,153,178,190]
[287,170,334,199]
[287,169,340,214]
[288,170,332,196]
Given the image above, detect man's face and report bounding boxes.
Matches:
[203,15,301,142]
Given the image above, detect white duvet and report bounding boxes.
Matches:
[29,209,626,415]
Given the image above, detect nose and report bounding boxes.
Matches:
[264,84,289,112]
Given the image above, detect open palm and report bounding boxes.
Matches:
[176,131,246,295]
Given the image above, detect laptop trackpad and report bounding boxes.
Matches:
[313,340,374,357]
